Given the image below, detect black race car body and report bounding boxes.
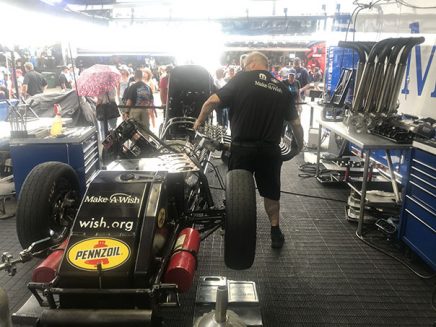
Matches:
[1,65,258,326]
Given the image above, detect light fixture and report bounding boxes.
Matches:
[41,0,63,5]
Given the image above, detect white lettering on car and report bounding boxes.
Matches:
[83,193,140,204]
[79,217,134,232]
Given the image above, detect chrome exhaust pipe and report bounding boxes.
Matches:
[387,37,425,114]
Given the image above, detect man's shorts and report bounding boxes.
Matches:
[129,108,150,130]
[228,142,282,201]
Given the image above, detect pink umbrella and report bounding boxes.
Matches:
[76,64,121,97]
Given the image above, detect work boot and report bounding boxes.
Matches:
[271,226,285,249]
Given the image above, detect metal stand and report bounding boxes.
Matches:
[315,121,411,236]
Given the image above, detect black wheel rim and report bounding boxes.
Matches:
[49,177,79,243]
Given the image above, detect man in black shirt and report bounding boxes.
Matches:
[124,69,154,129]
[59,66,72,90]
[22,62,47,98]
[194,52,304,249]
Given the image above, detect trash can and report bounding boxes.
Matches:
[42,72,57,88]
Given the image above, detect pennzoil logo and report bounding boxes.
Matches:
[84,193,140,204]
[67,238,130,271]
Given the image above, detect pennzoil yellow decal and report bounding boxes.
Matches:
[157,208,166,228]
[67,238,130,271]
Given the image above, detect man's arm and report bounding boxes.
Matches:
[193,94,221,130]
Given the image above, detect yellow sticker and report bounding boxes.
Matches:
[157,208,166,228]
[67,238,130,271]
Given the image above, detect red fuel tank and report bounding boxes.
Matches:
[32,239,69,283]
[164,228,200,293]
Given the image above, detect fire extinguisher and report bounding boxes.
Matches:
[164,228,200,293]
[32,239,69,283]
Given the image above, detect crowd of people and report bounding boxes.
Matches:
[1,56,323,147]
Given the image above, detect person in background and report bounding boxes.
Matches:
[124,69,154,130]
[15,69,24,97]
[96,87,119,141]
[311,66,322,91]
[225,67,235,82]
[142,67,157,128]
[283,69,303,119]
[59,66,72,91]
[118,66,131,104]
[214,68,228,129]
[159,65,173,108]
[293,57,310,98]
[194,51,304,249]
[279,63,292,80]
[22,62,47,98]
[271,65,281,80]
[0,86,7,100]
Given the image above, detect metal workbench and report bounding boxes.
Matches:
[315,121,411,236]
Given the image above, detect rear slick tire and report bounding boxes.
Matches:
[224,169,256,270]
[16,162,80,254]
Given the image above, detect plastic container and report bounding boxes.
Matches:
[50,104,63,136]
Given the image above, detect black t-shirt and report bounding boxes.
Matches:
[283,79,301,98]
[216,70,297,144]
[124,81,153,107]
[59,73,71,89]
[294,67,309,87]
[23,70,47,96]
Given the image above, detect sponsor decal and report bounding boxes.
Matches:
[258,73,267,81]
[78,217,134,232]
[157,208,166,228]
[84,193,140,204]
[67,238,130,271]
[254,80,283,94]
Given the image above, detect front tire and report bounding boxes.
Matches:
[224,169,256,270]
[16,162,80,252]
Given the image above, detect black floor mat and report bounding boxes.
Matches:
[1,154,435,326]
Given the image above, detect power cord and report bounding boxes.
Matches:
[280,189,346,203]
[355,231,436,279]
[210,185,347,203]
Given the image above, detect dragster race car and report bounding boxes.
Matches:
[1,65,298,326]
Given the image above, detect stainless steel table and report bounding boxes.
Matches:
[315,121,411,236]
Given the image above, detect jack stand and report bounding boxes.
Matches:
[193,276,262,326]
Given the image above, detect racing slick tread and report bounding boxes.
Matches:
[16,162,80,252]
[224,169,256,270]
